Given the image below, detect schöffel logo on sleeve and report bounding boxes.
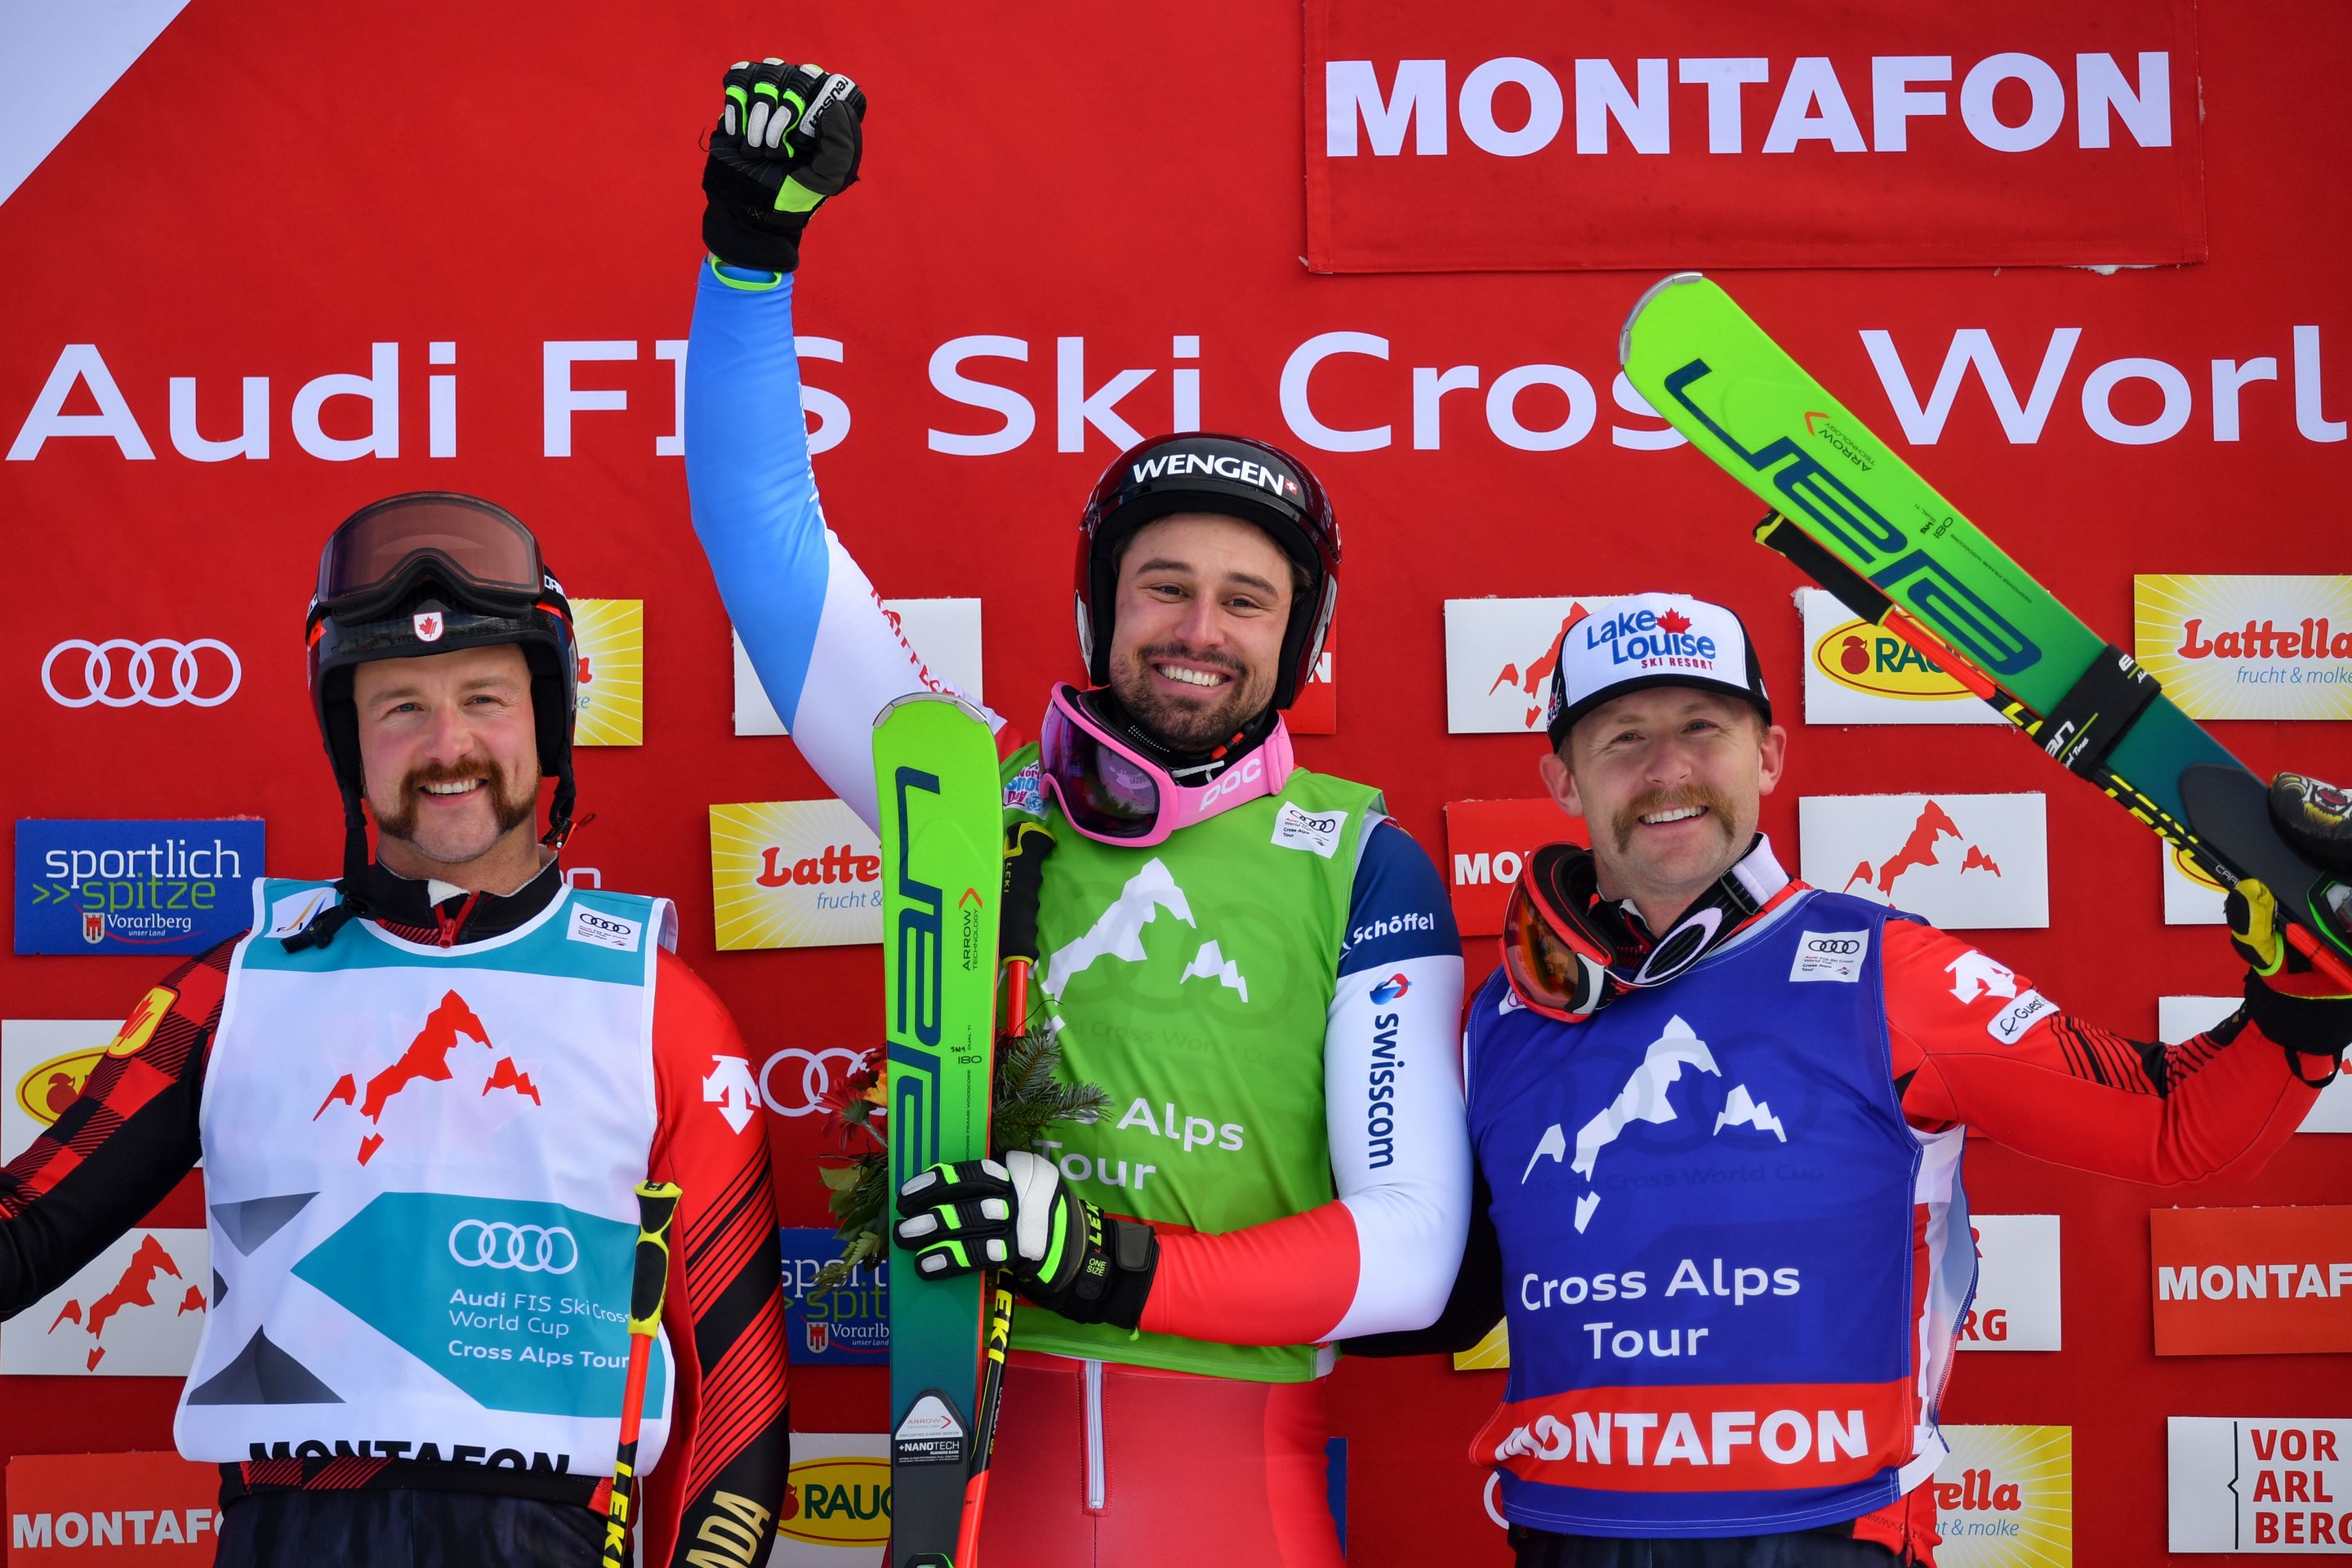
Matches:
[15,819,264,956]
[1347,911,1437,949]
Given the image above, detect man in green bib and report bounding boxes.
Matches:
[684,57,1471,1567]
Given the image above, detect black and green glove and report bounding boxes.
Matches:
[702,58,865,273]
[2224,772,2352,1087]
[894,1152,1159,1328]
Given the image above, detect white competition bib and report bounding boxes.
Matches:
[176,879,678,1486]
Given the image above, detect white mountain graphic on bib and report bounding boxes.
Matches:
[1520,1015,1784,1233]
[1042,858,1249,1004]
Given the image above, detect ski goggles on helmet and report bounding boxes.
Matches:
[310,492,554,629]
[1038,682,1294,848]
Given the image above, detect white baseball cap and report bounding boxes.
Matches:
[1543,592,1771,747]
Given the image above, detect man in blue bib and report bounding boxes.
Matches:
[1357,593,2350,1566]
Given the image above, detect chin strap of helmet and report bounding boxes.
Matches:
[543,769,578,851]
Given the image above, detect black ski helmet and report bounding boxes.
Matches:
[292,492,580,947]
[1073,432,1340,710]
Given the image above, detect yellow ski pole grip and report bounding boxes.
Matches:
[628,1181,684,1334]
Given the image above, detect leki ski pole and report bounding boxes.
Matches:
[953,824,1051,1566]
[602,1180,683,1568]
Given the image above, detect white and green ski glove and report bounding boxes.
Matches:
[702,58,864,273]
[893,1151,1159,1328]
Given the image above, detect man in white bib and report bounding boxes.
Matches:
[0,495,791,1566]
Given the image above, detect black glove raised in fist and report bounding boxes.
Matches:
[702,58,864,273]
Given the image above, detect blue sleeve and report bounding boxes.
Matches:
[682,262,1003,826]
[1337,819,1462,978]
[684,264,830,721]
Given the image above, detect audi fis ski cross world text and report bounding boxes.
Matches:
[1129,449,1301,500]
[1660,359,2041,677]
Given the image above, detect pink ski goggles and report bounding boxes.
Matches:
[1038,683,1294,848]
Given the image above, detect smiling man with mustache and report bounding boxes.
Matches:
[1353,591,2350,1568]
[0,496,791,1567]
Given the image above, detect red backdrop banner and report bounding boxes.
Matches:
[1306,0,2207,272]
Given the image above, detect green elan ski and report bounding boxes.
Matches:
[877,693,1002,1568]
[1620,271,2352,985]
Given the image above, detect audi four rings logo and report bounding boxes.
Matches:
[1806,937,1864,955]
[760,1046,874,1118]
[448,1219,580,1273]
[42,638,242,708]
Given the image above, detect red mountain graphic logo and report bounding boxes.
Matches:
[314,991,541,1165]
[47,1232,192,1370]
[1844,800,2004,898]
[1487,604,1590,729]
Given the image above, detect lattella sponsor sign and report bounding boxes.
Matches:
[2135,574,2352,721]
[2170,1417,2352,1552]
[710,800,885,951]
[1797,794,2049,929]
[1933,1424,2074,1568]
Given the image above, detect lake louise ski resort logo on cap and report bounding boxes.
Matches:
[1545,594,1768,745]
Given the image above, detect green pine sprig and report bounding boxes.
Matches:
[812,1020,1106,1290]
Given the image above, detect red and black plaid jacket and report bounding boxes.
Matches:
[0,862,791,1567]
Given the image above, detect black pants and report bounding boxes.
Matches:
[1511,1523,1909,1568]
[217,1488,605,1568]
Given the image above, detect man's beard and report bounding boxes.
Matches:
[373,758,539,854]
[1610,785,1739,856]
[1108,641,1273,753]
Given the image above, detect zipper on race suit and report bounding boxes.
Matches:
[433,892,481,948]
[1084,1358,1107,1512]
